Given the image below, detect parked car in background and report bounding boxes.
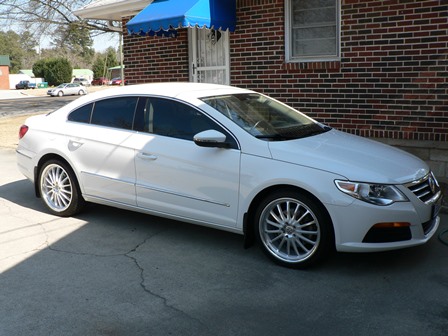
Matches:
[15,80,36,90]
[17,83,442,269]
[73,78,90,86]
[91,77,109,86]
[110,77,128,85]
[47,83,87,97]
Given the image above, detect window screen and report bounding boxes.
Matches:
[288,0,339,60]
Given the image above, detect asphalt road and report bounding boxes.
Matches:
[1,97,448,335]
[0,96,78,119]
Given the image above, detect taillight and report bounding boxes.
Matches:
[19,125,29,139]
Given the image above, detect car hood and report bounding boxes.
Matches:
[267,129,428,184]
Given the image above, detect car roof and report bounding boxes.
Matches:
[50,83,257,122]
[82,82,253,101]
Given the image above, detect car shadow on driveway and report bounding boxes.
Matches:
[1,177,446,272]
[1,176,445,271]
[1,178,448,335]
[0,178,46,212]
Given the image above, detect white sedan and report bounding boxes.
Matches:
[17,83,442,268]
[47,83,87,97]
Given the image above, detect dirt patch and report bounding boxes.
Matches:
[0,86,111,150]
[0,114,39,149]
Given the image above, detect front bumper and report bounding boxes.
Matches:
[328,179,442,253]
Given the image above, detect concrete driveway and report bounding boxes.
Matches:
[1,147,447,336]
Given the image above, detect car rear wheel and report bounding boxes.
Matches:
[255,190,334,269]
[38,160,85,217]
[78,90,85,95]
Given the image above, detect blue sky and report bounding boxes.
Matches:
[92,32,120,52]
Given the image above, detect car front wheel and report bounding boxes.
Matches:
[255,190,334,269]
[38,160,85,217]
[57,91,63,97]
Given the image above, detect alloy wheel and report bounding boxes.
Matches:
[40,163,73,213]
[259,197,321,264]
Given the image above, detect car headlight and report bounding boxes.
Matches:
[335,180,409,206]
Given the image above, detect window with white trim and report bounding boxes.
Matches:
[286,0,340,62]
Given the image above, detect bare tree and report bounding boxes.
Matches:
[0,0,116,44]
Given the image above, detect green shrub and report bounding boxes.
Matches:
[32,58,73,86]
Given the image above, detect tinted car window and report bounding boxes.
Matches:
[151,98,196,139]
[91,97,139,130]
[68,103,93,123]
[137,97,237,148]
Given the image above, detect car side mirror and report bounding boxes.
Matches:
[194,130,230,148]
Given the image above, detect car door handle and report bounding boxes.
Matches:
[138,152,158,160]
[68,139,84,150]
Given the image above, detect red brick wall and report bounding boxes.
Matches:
[123,0,448,141]
[0,66,10,90]
[123,22,189,83]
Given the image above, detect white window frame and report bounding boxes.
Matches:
[285,0,341,63]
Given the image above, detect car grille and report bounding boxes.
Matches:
[405,173,440,204]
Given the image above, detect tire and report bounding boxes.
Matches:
[78,90,85,95]
[57,91,63,97]
[255,190,334,269]
[38,160,85,217]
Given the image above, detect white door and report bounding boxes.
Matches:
[189,28,230,85]
[133,97,241,228]
[72,127,137,206]
[65,97,141,206]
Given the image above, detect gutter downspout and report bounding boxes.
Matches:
[108,21,125,86]
[119,31,124,86]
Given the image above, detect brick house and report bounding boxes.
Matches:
[0,55,11,90]
[76,0,448,180]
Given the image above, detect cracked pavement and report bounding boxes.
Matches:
[1,147,448,336]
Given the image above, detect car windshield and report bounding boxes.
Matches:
[201,93,331,141]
